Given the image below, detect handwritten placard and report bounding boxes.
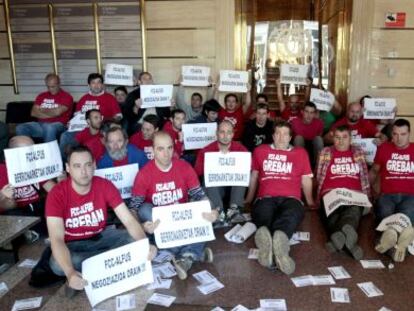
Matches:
[104,63,134,86]
[182,123,217,150]
[218,70,248,93]
[140,85,173,108]
[181,66,210,87]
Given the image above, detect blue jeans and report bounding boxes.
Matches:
[59,130,78,161]
[49,227,134,276]
[137,203,205,260]
[16,121,65,142]
[376,194,414,224]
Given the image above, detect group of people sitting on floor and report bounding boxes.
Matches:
[0,70,412,296]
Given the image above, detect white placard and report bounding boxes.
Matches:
[68,113,87,132]
[376,213,412,233]
[363,98,396,119]
[291,275,314,287]
[152,262,177,278]
[204,152,251,187]
[292,231,310,241]
[280,64,309,85]
[182,123,217,150]
[310,89,335,111]
[105,64,134,86]
[197,279,225,295]
[94,164,139,199]
[140,85,173,108]
[82,239,153,307]
[181,66,210,87]
[5,141,63,187]
[193,270,217,285]
[352,138,377,164]
[218,70,248,93]
[152,200,215,249]
[323,188,372,217]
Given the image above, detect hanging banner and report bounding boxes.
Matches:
[5,141,63,187]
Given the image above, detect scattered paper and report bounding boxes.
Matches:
[146,275,172,290]
[116,294,136,311]
[291,275,314,287]
[211,308,225,311]
[197,279,225,295]
[292,231,310,241]
[243,213,252,221]
[230,305,250,311]
[152,250,174,264]
[152,262,177,278]
[328,266,351,280]
[18,259,38,268]
[248,248,259,259]
[0,282,9,295]
[12,297,43,311]
[378,307,392,311]
[358,282,384,297]
[330,287,350,303]
[260,298,287,310]
[312,275,336,286]
[225,222,257,243]
[193,270,217,285]
[360,260,385,269]
[289,239,301,246]
[147,293,176,307]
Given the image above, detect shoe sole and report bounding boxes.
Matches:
[330,231,345,250]
[393,227,414,262]
[202,248,214,263]
[273,231,295,275]
[254,227,273,268]
[342,224,358,250]
[348,245,364,260]
[375,228,398,254]
[172,258,188,280]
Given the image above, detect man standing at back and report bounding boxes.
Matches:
[16,73,73,142]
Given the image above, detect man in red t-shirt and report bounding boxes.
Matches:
[370,119,414,262]
[218,92,251,140]
[245,121,315,275]
[74,109,102,146]
[163,109,186,158]
[316,125,371,260]
[292,102,324,167]
[16,73,73,142]
[325,102,386,145]
[46,146,154,293]
[195,120,248,223]
[130,114,160,160]
[276,78,309,123]
[130,131,218,280]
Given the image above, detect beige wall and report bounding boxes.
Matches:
[349,0,414,139]
[0,0,235,121]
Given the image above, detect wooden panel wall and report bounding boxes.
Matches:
[0,0,235,121]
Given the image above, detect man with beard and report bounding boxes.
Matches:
[163,109,186,158]
[97,127,148,169]
[74,109,103,147]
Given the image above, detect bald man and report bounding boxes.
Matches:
[0,136,56,235]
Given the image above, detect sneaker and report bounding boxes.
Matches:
[254,226,273,268]
[201,247,214,263]
[348,245,364,260]
[272,230,295,275]
[64,284,81,298]
[227,207,245,223]
[375,228,398,254]
[172,256,193,280]
[325,241,337,253]
[342,224,358,250]
[24,230,40,244]
[393,226,414,262]
[330,231,346,250]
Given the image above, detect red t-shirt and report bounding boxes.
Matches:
[85,136,105,162]
[321,149,362,195]
[291,117,324,140]
[252,144,312,200]
[331,117,378,139]
[374,142,414,195]
[281,108,303,123]
[218,107,245,140]
[75,128,100,145]
[194,141,248,176]
[76,92,120,121]
[130,131,154,160]
[163,121,184,157]
[45,176,123,242]
[34,89,73,124]
[132,159,200,206]
[0,164,41,211]
[245,106,277,121]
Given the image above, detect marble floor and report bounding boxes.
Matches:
[1,210,414,311]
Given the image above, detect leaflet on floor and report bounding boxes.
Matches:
[116,293,136,311]
[323,188,372,217]
[328,266,351,279]
[204,152,251,187]
[330,288,350,303]
[147,293,176,307]
[224,222,257,244]
[360,260,385,269]
[11,297,43,311]
[153,200,215,249]
[260,299,287,311]
[5,140,63,187]
[82,239,153,307]
[94,164,139,199]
